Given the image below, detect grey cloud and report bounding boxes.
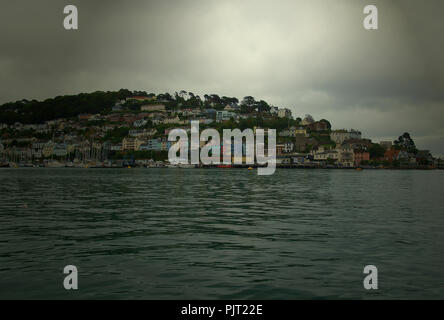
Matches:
[0,0,443,155]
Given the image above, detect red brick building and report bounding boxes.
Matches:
[384,149,400,162]
[354,152,370,166]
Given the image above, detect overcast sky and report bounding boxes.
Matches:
[0,0,443,155]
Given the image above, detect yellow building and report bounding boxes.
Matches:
[294,127,307,135]
[122,137,144,151]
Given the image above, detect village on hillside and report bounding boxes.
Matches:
[0,90,442,169]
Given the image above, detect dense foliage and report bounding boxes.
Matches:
[0,89,133,125]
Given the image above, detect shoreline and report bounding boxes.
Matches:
[1,165,442,170]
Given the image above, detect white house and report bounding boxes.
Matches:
[216,111,236,122]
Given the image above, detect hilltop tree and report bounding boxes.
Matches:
[303,114,314,124]
[210,94,221,105]
[240,96,257,113]
[133,90,148,96]
[0,90,131,124]
[257,100,271,113]
[319,119,332,130]
[394,132,417,153]
[221,96,239,106]
[157,93,173,101]
[117,89,132,100]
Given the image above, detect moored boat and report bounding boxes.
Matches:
[45,161,65,168]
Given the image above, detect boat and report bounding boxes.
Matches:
[46,161,65,168]
[178,164,195,169]
[248,167,254,170]
[356,167,363,171]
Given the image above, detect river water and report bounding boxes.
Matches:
[0,168,443,299]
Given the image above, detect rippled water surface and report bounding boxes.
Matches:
[0,168,443,299]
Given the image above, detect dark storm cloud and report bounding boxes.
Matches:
[0,0,443,154]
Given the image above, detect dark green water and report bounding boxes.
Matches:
[0,168,443,299]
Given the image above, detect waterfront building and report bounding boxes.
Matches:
[337,145,355,167]
[354,151,370,167]
[42,142,55,158]
[122,137,144,151]
[276,144,286,156]
[330,129,362,144]
[312,145,354,167]
[53,144,68,157]
[384,149,400,163]
[11,147,32,162]
[313,148,339,161]
[291,154,309,165]
[398,151,417,167]
[276,156,292,165]
[110,144,122,151]
[416,150,433,165]
[139,139,162,151]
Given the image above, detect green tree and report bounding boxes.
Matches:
[394,132,417,154]
[368,143,385,159]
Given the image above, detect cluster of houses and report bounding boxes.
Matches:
[277,131,438,168]
[0,96,441,168]
[382,148,434,168]
[79,102,276,128]
[274,127,362,167]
